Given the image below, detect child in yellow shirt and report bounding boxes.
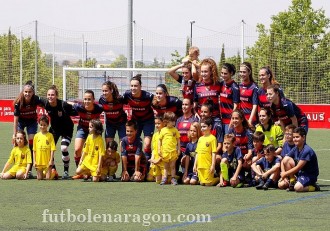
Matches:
[76,119,105,182]
[1,130,32,179]
[101,140,120,182]
[193,118,219,186]
[158,112,180,185]
[147,116,165,183]
[33,115,56,180]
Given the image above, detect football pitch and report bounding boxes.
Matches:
[0,122,329,231]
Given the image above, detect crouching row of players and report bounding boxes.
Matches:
[0,115,120,182]
[176,124,319,192]
[1,113,320,193]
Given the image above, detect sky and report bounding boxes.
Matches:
[1,0,329,37]
[1,0,330,63]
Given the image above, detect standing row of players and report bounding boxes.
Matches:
[2,54,318,192]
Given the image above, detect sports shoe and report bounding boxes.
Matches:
[107,175,114,182]
[83,175,91,182]
[262,182,270,190]
[255,179,265,190]
[314,184,321,192]
[160,177,167,185]
[28,171,34,179]
[62,171,70,180]
[221,180,229,187]
[287,180,296,192]
[50,169,59,180]
[235,183,244,188]
[171,177,178,186]
[72,174,84,180]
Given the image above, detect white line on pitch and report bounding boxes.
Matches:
[318,179,330,182]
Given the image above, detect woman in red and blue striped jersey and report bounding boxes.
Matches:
[220,63,240,134]
[99,81,127,143]
[239,62,259,129]
[123,74,155,161]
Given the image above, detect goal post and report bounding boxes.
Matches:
[62,67,180,101]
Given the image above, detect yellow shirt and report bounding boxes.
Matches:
[33,132,56,166]
[8,146,32,167]
[152,131,160,157]
[196,134,217,169]
[255,124,284,148]
[82,134,105,171]
[102,151,120,169]
[159,127,180,153]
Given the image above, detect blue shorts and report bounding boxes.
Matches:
[228,168,244,182]
[136,118,155,138]
[297,174,317,187]
[105,122,126,139]
[17,120,38,136]
[76,126,89,139]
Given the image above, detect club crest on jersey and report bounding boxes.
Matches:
[206,142,209,147]
[173,132,176,136]
[95,146,99,151]
[21,153,25,159]
[182,123,188,128]
[241,89,246,94]
[46,140,49,145]
[58,111,63,117]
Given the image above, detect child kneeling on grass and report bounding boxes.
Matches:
[217,134,243,188]
[1,130,32,180]
[76,119,105,182]
[193,118,219,186]
[121,120,147,182]
[251,144,281,190]
[279,127,320,192]
[100,140,120,182]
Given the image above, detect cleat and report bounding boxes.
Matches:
[61,171,70,180]
[107,176,114,182]
[83,175,91,182]
[171,177,178,186]
[51,169,59,180]
[314,184,321,192]
[235,183,244,188]
[222,180,229,187]
[28,171,34,179]
[160,177,167,185]
[287,180,296,191]
[262,182,270,190]
[255,179,265,190]
[72,174,84,180]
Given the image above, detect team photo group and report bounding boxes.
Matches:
[2,47,319,193]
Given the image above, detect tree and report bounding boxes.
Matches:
[168,50,184,67]
[109,55,127,68]
[246,0,330,103]
[218,43,225,71]
[149,57,165,68]
[226,50,241,80]
[185,37,191,56]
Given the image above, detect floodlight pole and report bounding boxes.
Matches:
[190,20,195,46]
